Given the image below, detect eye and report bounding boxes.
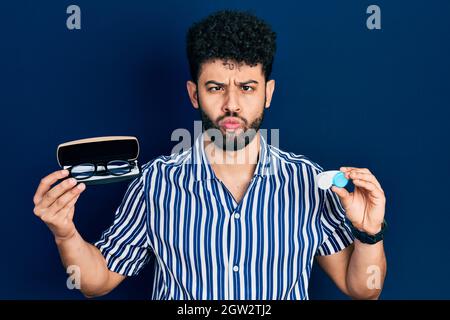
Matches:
[241,85,254,92]
[208,86,223,92]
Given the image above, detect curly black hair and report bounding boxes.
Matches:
[186,10,277,82]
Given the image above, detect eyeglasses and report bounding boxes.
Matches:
[68,160,136,180]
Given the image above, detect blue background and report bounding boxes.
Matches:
[1,0,449,299]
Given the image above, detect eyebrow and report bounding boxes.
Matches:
[204,80,259,86]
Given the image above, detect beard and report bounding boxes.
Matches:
[198,97,266,151]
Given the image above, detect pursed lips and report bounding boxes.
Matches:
[219,117,243,130]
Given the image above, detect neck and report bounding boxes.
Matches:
[204,131,261,178]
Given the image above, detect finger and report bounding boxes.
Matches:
[352,179,385,199]
[347,171,382,190]
[48,183,86,217]
[39,177,78,209]
[341,167,359,179]
[39,183,85,221]
[33,170,69,205]
[56,193,81,221]
[341,168,380,188]
[331,186,350,200]
[340,167,372,174]
[67,194,81,220]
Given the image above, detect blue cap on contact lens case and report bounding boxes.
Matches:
[332,172,349,188]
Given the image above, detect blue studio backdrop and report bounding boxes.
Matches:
[1,0,449,299]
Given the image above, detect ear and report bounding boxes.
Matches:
[186,80,199,109]
[264,79,275,109]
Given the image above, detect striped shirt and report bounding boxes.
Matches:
[94,133,354,300]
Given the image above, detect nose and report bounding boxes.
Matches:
[222,89,241,114]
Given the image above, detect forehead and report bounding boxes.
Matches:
[199,59,264,82]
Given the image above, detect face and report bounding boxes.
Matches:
[187,59,275,151]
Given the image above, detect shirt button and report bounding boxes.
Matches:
[233,265,239,272]
[234,213,240,219]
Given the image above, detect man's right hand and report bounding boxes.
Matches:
[33,169,86,242]
[32,169,125,298]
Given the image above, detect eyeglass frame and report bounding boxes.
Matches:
[68,159,137,180]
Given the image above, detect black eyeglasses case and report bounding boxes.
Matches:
[56,136,142,185]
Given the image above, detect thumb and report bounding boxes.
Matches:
[331,186,350,200]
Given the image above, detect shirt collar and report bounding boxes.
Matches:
[191,132,271,182]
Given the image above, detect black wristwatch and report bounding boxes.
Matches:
[348,219,387,244]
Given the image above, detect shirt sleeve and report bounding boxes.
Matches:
[316,186,355,256]
[94,166,152,276]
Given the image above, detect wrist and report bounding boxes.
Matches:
[348,219,387,245]
[54,229,78,246]
[351,220,384,236]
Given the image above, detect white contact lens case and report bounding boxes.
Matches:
[316,170,349,190]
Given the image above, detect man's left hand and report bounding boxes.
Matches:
[331,167,386,235]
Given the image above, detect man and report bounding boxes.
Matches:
[33,10,386,300]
